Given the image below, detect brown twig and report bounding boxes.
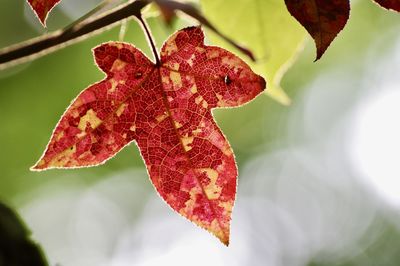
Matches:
[0,0,255,70]
[0,0,148,70]
[153,0,255,61]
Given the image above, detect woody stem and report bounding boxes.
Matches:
[136,14,160,66]
[0,0,148,70]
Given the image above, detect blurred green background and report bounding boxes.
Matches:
[1,1,400,265]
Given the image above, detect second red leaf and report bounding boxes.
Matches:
[285,0,350,60]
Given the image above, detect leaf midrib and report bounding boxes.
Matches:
[156,66,228,243]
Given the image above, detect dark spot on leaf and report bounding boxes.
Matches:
[224,75,232,85]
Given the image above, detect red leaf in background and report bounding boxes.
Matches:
[373,0,400,12]
[284,0,350,60]
[27,0,62,26]
[31,27,265,245]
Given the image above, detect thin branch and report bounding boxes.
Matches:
[0,0,255,70]
[153,0,255,61]
[0,0,148,70]
[136,14,160,65]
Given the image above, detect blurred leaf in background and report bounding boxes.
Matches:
[0,201,48,266]
[201,0,306,105]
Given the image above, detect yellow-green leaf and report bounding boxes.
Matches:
[201,0,306,105]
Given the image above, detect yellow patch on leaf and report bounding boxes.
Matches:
[163,36,178,56]
[49,145,77,167]
[111,59,126,72]
[116,103,128,117]
[181,134,194,151]
[109,79,118,93]
[199,168,221,200]
[78,109,102,131]
[170,71,182,87]
[208,49,220,59]
[218,200,233,216]
[55,131,64,141]
[195,95,210,108]
[174,121,183,129]
[180,185,202,215]
[156,113,169,122]
[190,85,198,94]
[187,54,196,66]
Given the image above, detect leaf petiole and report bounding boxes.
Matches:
[136,14,160,66]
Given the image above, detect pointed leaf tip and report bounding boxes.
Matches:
[27,0,62,26]
[260,76,267,91]
[373,0,400,12]
[284,0,350,60]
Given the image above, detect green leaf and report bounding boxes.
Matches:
[201,0,306,105]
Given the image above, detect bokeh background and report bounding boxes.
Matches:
[1,0,400,265]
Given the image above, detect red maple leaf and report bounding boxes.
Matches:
[31,27,265,245]
[285,0,350,60]
[373,0,400,12]
[27,0,62,26]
